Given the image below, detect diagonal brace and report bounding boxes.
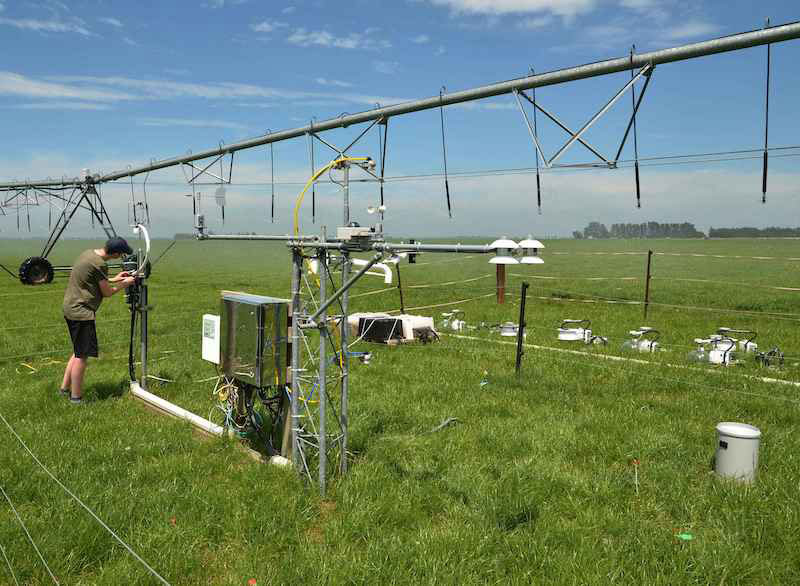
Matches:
[311,117,382,159]
[513,90,551,168]
[614,65,655,162]
[183,153,231,184]
[518,90,612,167]
[547,63,653,167]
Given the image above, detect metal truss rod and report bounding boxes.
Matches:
[518,90,611,166]
[202,233,318,241]
[307,253,383,324]
[297,241,492,254]
[2,21,799,191]
[548,64,651,166]
[514,90,551,167]
[376,242,492,254]
[614,67,654,162]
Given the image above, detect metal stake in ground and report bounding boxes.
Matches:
[396,261,406,314]
[496,264,506,304]
[515,281,529,374]
[643,249,653,319]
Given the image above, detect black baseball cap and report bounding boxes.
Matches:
[105,236,133,256]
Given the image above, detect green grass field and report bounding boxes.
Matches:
[1,236,799,584]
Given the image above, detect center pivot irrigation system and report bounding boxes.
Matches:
[2,22,799,492]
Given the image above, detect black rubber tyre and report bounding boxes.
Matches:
[19,256,54,285]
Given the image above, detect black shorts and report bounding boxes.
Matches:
[65,318,99,358]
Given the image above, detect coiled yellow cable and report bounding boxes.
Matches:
[292,155,370,236]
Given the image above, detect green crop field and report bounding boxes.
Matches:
[1,236,799,584]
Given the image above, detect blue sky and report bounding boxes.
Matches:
[1,0,799,239]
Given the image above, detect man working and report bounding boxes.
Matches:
[60,237,136,404]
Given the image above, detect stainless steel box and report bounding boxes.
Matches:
[220,292,289,388]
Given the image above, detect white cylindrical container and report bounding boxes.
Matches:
[715,422,761,483]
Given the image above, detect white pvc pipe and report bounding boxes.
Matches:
[130,381,224,436]
[129,381,292,467]
[351,258,393,284]
[309,256,394,284]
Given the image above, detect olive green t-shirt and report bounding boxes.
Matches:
[63,250,109,321]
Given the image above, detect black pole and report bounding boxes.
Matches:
[270,141,275,222]
[630,46,642,209]
[379,118,388,209]
[643,249,653,319]
[763,18,771,204]
[396,262,406,314]
[439,88,453,219]
[515,281,529,375]
[309,127,316,223]
[531,68,542,214]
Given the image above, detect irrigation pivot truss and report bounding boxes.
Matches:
[0,20,798,193]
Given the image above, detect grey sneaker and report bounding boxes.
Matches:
[69,397,83,405]
[59,388,70,397]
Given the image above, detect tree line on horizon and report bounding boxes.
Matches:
[573,222,800,239]
[573,222,705,239]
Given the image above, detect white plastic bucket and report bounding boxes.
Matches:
[715,422,761,483]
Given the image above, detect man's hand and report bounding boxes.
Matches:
[110,271,133,283]
[100,276,137,297]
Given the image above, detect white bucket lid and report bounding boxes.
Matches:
[716,422,761,439]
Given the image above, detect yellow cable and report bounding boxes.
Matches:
[293,155,369,371]
[292,156,370,236]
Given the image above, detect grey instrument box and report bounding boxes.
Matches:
[220,292,289,388]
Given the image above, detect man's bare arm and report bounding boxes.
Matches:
[99,276,135,297]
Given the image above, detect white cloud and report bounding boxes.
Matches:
[234,102,276,108]
[14,101,112,110]
[0,71,135,101]
[660,20,718,41]
[425,0,597,19]
[122,36,138,46]
[558,13,719,51]
[518,15,553,29]
[50,75,273,100]
[373,60,399,75]
[137,117,249,130]
[0,16,92,36]
[411,34,430,44]
[4,146,798,240]
[0,3,5,13]
[315,77,353,88]
[287,28,391,50]
[435,45,446,56]
[205,0,248,6]
[98,16,122,27]
[282,6,295,14]
[619,0,655,7]
[43,73,412,107]
[251,19,287,33]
